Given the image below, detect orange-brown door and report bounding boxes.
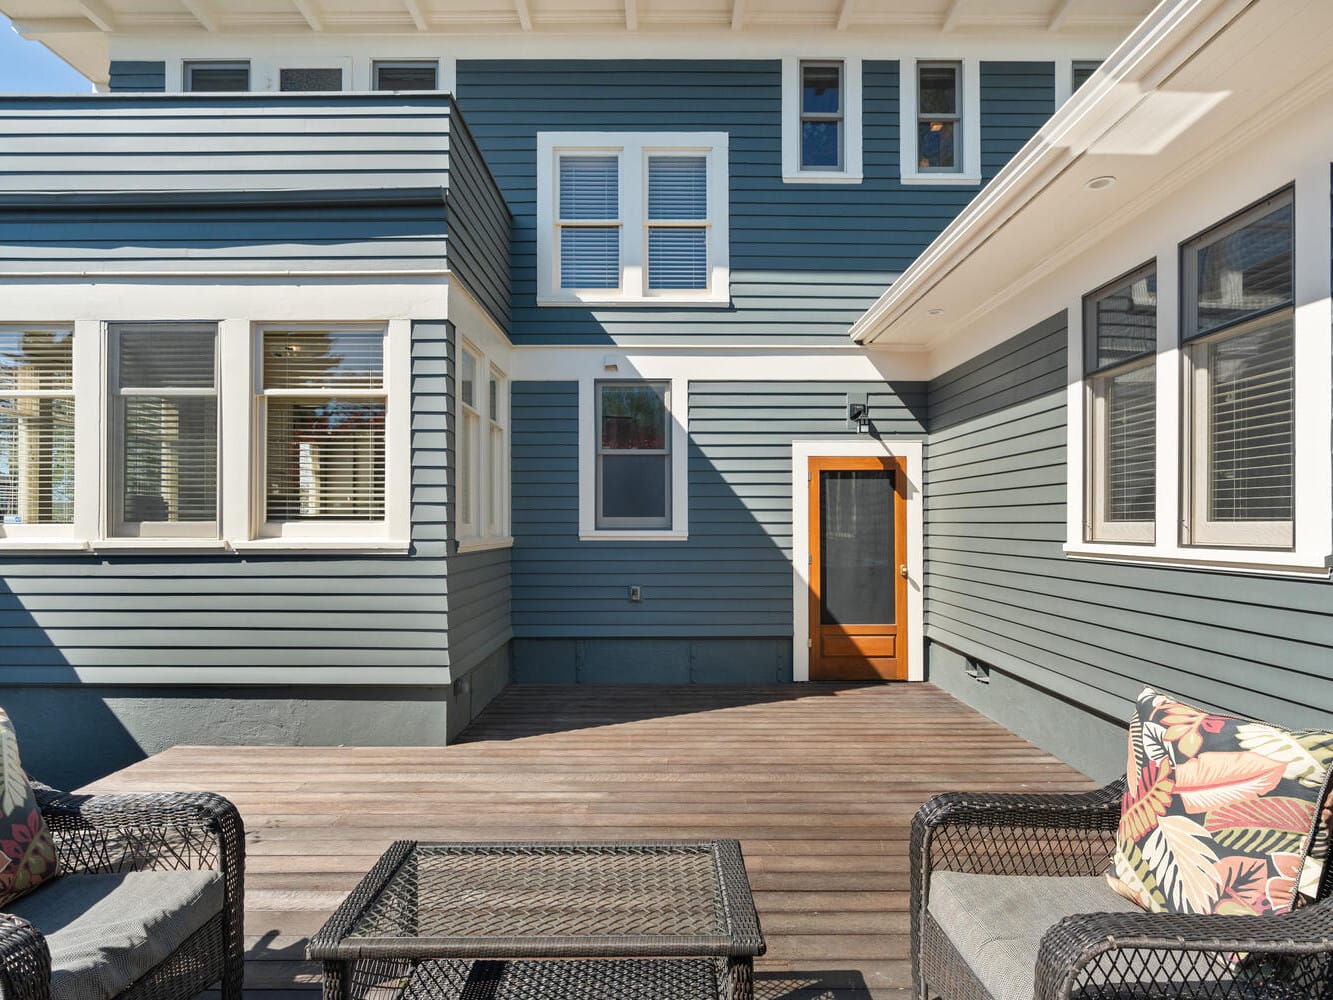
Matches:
[808,456,908,681]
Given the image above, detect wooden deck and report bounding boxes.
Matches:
[86,683,1096,999]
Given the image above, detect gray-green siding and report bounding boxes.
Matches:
[924,313,1333,780]
[510,379,926,640]
[456,59,1053,346]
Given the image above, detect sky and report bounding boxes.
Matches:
[0,15,93,92]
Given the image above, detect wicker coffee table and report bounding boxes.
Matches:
[308,840,766,1000]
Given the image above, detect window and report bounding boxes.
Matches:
[487,368,507,537]
[374,61,438,91]
[458,345,481,540]
[537,132,729,305]
[109,325,218,538]
[781,58,862,183]
[1181,189,1295,549]
[0,326,74,535]
[900,59,980,185]
[1084,264,1157,543]
[1072,61,1101,92]
[184,61,250,92]
[596,381,670,530]
[260,327,386,531]
[279,68,343,92]
[917,62,961,172]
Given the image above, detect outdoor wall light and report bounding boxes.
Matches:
[848,401,871,433]
[602,354,620,372]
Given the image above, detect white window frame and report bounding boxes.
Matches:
[0,324,77,542]
[372,60,440,91]
[1065,167,1330,577]
[595,379,672,531]
[1083,262,1157,545]
[457,340,483,544]
[899,58,981,186]
[578,373,688,542]
[252,323,398,541]
[536,131,730,307]
[182,60,251,92]
[781,57,863,184]
[486,364,509,539]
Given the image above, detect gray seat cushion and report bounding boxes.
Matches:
[927,872,1141,1000]
[7,870,224,1000]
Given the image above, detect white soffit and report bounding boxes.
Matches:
[850,0,1333,349]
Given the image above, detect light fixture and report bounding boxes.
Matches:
[602,354,620,372]
[848,401,871,433]
[1085,175,1117,191]
[927,307,945,317]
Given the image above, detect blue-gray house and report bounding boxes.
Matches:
[0,0,1329,789]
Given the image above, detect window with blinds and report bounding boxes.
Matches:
[647,156,708,291]
[111,325,218,536]
[1182,189,1295,548]
[1083,263,1157,543]
[558,155,621,290]
[261,328,386,524]
[0,327,74,530]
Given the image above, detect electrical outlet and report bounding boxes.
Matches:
[629,585,642,602]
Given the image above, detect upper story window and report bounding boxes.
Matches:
[374,61,439,91]
[0,326,74,536]
[782,58,862,184]
[279,68,344,92]
[1083,264,1157,544]
[1181,189,1295,549]
[900,59,980,185]
[536,132,730,306]
[184,61,250,92]
[1072,61,1101,92]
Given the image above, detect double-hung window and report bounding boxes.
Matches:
[917,62,961,172]
[538,132,729,305]
[109,325,218,538]
[0,326,74,536]
[596,381,670,530]
[1181,189,1295,549]
[799,62,844,171]
[487,368,507,537]
[1084,265,1157,543]
[781,58,863,183]
[457,345,482,540]
[260,327,386,533]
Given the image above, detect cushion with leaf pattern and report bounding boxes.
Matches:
[1107,688,1333,917]
[0,708,58,908]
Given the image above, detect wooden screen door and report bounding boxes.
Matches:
[808,456,908,681]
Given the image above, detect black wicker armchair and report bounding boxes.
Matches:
[0,785,245,1000]
[911,778,1333,1000]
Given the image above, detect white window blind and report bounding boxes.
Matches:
[262,329,385,523]
[0,327,74,528]
[558,155,620,289]
[647,156,708,291]
[1182,190,1295,548]
[112,326,218,534]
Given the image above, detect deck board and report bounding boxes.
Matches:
[84,682,1096,999]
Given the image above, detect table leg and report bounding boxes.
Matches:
[723,957,754,1000]
[324,961,350,1000]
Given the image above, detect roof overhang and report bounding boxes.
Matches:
[851,0,1333,349]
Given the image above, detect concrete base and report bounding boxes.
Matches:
[925,640,1126,782]
[6,643,512,790]
[512,638,793,684]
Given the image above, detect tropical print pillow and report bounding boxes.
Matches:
[0,708,57,907]
[1107,689,1333,917]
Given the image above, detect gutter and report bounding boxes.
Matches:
[849,0,1259,346]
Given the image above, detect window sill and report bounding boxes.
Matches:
[782,172,864,185]
[231,539,412,554]
[900,173,982,186]
[537,294,731,309]
[92,539,232,554]
[579,530,689,543]
[456,537,514,554]
[1063,542,1331,579]
[0,539,90,553]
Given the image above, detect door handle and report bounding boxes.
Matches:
[900,565,908,578]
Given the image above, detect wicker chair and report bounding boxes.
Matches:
[0,784,245,1000]
[911,778,1333,1000]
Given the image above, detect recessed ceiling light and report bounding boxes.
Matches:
[1085,175,1117,191]
[927,307,945,316]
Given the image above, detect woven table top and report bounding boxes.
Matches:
[311,840,765,961]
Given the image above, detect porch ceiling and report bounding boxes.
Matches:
[82,683,1095,996]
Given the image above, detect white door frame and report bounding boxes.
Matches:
[792,438,925,682]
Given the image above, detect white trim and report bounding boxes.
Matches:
[227,538,411,553]
[455,536,514,553]
[536,131,730,307]
[457,337,484,543]
[781,56,863,184]
[1053,56,1073,107]
[578,372,689,541]
[792,438,924,683]
[509,347,931,382]
[899,57,982,186]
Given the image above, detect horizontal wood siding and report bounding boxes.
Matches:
[108,61,166,93]
[456,60,1054,346]
[924,313,1333,735]
[446,548,512,674]
[0,321,451,684]
[511,379,926,638]
[980,62,1055,179]
[443,106,512,330]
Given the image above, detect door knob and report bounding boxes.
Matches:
[900,565,908,578]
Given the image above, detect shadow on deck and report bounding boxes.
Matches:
[86,682,1095,999]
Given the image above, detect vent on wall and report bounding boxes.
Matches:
[965,657,991,685]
